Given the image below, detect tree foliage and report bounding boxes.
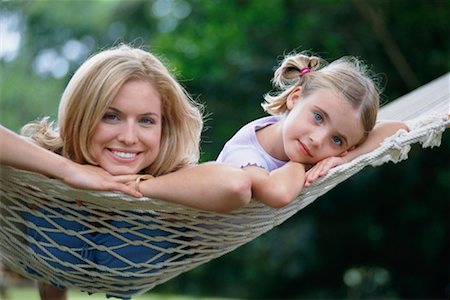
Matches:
[0,0,448,298]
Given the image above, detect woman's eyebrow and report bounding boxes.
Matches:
[108,106,160,118]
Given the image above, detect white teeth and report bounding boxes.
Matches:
[112,151,137,159]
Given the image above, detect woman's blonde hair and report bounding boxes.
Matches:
[22,45,203,176]
[262,52,380,142]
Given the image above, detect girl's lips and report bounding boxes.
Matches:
[299,141,313,157]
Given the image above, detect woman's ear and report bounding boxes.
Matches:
[286,87,302,110]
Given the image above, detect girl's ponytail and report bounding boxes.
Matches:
[272,54,320,89]
[263,54,320,114]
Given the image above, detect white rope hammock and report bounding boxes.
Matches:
[1,73,449,298]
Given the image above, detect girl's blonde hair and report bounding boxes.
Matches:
[22,45,203,176]
[262,52,380,142]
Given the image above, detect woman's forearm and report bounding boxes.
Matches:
[0,125,141,197]
[138,162,252,213]
[0,125,71,178]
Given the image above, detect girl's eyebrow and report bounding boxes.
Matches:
[314,106,349,146]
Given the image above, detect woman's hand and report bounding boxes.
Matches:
[62,163,142,197]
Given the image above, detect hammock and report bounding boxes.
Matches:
[1,73,449,298]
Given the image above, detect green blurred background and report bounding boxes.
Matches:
[0,0,448,299]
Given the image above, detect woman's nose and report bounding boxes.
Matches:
[118,122,138,145]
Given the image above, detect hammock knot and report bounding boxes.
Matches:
[370,129,411,167]
[422,128,443,148]
[420,115,449,148]
[406,113,448,148]
[370,113,448,167]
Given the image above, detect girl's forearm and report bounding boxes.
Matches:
[247,161,305,208]
[138,162,252,213]
[345,121,409,162]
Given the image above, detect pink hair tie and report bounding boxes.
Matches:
[299,67,311,76]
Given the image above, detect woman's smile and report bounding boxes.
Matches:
[109,149,140,160]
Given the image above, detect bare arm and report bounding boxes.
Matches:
[0,125,141,197]
[305,121,408,186]
[341,120,409,162]
[138,162,252,213]
[243,161,305,208]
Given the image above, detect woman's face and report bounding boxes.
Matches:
[282,88,365,164]
[89,79,162,175]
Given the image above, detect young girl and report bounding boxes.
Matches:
[8,44,251,300]
[217,52,407,208]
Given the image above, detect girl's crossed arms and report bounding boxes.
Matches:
[217,52,407,208]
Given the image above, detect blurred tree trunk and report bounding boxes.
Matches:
[353,0,419,89]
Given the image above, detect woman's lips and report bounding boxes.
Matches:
[108,148,141,161]
[112,150,137,159]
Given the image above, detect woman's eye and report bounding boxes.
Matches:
[140,117,155,125]
[103,113,119,121]
[332,136,343,146]
[313,112,323,123]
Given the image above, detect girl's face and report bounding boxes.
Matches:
[282,87,365,164]
[89,80,162,175]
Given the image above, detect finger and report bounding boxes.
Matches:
[323,159,342,175]
[306,165,328,186]
[111,183,143,198]
[304,171,313,186]
[308,166,322,181]
[318,163,332,177]
[113,174,140,183]
[305,174,318,187]
[304,172,316,185]
[304,169,318,187]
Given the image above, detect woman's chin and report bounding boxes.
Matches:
[103,166,139,176]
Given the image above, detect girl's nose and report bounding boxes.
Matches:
[309,130,326,148]
[118,122,138,145]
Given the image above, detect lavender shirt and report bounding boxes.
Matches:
[216,116,287,172]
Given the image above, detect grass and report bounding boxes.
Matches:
[2,286,233,300]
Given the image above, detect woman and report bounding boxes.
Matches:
[2,44,251,300]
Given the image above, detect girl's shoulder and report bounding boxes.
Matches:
[230,116,281,142]
[252,115,282,130]
[234,115,281,133]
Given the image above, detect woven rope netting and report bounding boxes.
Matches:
[1,73,449,298]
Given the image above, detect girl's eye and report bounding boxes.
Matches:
[313,112,323,123]
[103,113,119,121]
[332,136,343,146]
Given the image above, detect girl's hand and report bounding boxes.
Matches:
[304,156,346,187]
[62,163,142,197]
